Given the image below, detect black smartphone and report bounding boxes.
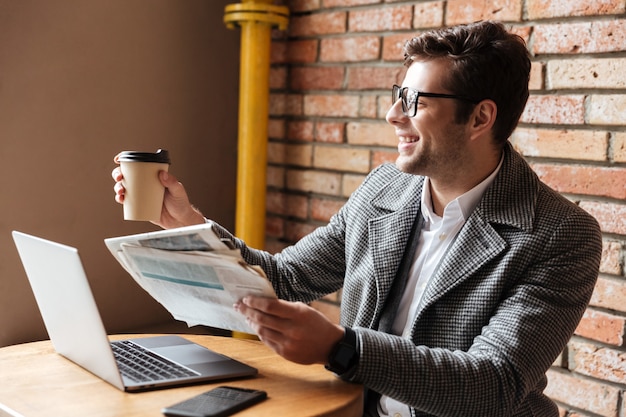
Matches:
[162,386,267,417]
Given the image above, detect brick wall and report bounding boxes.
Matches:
[266,1,626,415]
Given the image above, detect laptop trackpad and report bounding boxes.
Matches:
[153,345,226,365]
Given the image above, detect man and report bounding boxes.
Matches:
[113,21,602,417]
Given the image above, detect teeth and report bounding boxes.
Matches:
[400,136,418,143]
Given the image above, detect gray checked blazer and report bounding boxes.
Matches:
[212,142,602,417]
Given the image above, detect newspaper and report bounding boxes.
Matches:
[104,223,276,334]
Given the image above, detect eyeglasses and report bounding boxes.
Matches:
[392,84,481,117]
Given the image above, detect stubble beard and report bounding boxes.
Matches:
[395,126,467,181]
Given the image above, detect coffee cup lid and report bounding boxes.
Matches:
[118,149,170,164]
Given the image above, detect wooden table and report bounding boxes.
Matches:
[0,334,363,417]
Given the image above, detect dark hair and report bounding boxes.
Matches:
[403,21,530,145]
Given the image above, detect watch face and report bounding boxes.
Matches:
[335,345,355,368]
[326,328,358,375]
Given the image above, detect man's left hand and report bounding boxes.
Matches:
[234,296,344,365]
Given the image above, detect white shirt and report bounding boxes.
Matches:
[379,159,503,417]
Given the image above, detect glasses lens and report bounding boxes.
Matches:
[392,85,401,106]
[392,85,418,117]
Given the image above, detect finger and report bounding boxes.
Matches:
[160,171,187,198]
[240,296,294,319]
[113,153,121,164]
[112,167,123,181]
[113,182,125,203]
[234,300,290,337]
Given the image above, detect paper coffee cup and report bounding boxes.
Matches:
[118,149,171,222]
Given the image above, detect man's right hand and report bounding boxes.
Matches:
[112,160,205,230]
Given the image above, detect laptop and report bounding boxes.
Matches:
[12,230,258,392]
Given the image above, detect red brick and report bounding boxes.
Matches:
[528,0,625,19]
[310,197,344,222]
[323,0,381,6]
[589,94,626,126]
[290,66,345,91]
[547,58,626,90]
[265,215,284,239]
[271,41,288,64]
[313,145,370,173]
[529,61,544,91]
[530,163,626,200]
[272,40,319,64]
[590,276,626,314]
[545,370,620,416]
[269,93,304,116]
[614,132,626,162]
[287,120,315,141]
[285,194,309,219]
[342,173,366,197]
[266,165,285,188]
[580,201,626,235]
[284,144,313,167]
[346,121,396,147]
[349,5,412,32]
[568,342,626,383]
[521,95,586,125]
[510,25,531,45]
[268,119,286,139]
[266,190,285,215]
[575,309,625,346]
[378,94,397,118]
[320,35,381,62]
[289,0,321,12]
[372,149,397,167]
[286,169,342,195]
[285,220,319,242]
[359,95,378,119]
[533,20,626,54]
[289,11,346,37]
[446,0,522,25]
[347,66,406,90]
[303,94,360,117]
[511,128,608,162]
[268,142,286,165]
[599,241,624,276]
[315,121,345,143]
[270,67,287,89]
[413,1,444,29]
[382,33,413,62]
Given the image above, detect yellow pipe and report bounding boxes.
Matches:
[224,1,289,250]
[224,1,288,340]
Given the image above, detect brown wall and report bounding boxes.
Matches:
[0,0,240,347]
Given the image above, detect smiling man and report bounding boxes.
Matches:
[113,21,602,417]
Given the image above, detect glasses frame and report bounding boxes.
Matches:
[392,84,481,118]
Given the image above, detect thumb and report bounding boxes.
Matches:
[160,171,188,200]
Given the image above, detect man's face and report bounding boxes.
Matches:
[386,59,471,181]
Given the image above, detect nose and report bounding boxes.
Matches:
[386,98,406,125]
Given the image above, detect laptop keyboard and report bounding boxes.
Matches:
[111,340,199,383]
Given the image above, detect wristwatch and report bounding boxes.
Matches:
[325,327,359,376]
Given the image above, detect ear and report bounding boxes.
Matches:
[468,99,497,141]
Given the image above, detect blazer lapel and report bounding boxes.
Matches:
[416,214,507,316]
[367,172,423,328]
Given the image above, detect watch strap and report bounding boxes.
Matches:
[325,327,359,377]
